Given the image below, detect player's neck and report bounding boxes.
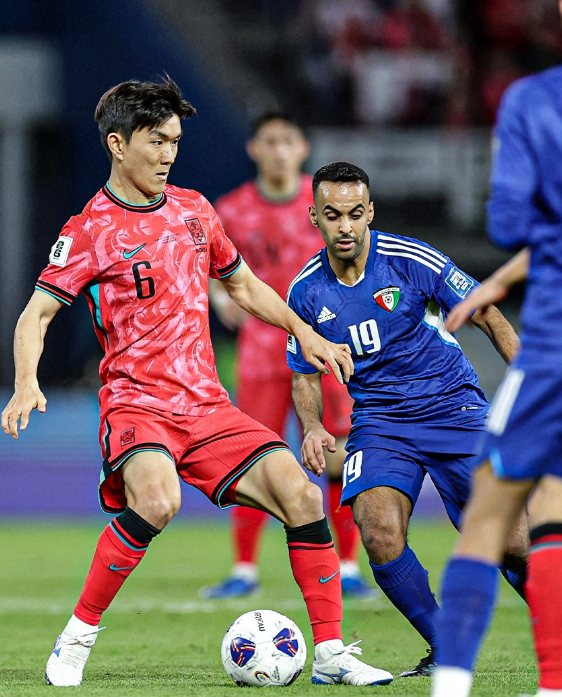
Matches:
[106,174,163,206]
[256,176,300,202]
[328,234,371,286]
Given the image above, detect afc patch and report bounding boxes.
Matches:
[184,218,207,245]
[373,286,400,312]
[120,428,136,447]
[445,267,474,298]
[287,334,297,354]
[49,235,73,267]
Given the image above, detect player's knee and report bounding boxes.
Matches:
[283,480,324,527]
[137,492,181,528]
[359,523,405,564]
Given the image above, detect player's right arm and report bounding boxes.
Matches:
[1,290,63,440]
[292,371,337,476]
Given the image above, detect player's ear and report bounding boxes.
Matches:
[309,205,319,228]
[367,201,375,224]
[246,138,257,164]
[107,132,125,162]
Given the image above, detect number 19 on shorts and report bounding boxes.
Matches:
[343,451,363,487]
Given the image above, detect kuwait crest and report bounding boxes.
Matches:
[373,286,400,312]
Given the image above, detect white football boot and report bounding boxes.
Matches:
[45,620,105,686]
[312,639,393,686]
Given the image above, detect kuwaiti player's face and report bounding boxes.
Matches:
[310,181,374,268]
[108,114,182,204]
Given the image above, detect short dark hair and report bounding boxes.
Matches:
[251,111,305,137]
[312,162,370,198]
[95,75,196,159]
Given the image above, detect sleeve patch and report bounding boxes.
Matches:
[49,236,73,267]
[287,334,297,354]
[445,267,474,298]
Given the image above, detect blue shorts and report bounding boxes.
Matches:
[480,361,562,481]
[341,412,487,528]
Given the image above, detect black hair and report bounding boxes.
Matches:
[95,75,196,160]
[251,110,305,137]
[312,162,370,197]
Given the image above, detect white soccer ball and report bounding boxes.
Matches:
[221,609,307,687]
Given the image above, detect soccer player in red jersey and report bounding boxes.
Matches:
[1,77,393,688]
[201,113,374,600]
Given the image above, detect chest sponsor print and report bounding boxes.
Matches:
[373,286,400,312]
[184,218,207,245]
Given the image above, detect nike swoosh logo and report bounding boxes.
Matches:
[319,570,340,584]
[109,564,135,571]
[123,243,146,259]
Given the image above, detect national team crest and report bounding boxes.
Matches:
[184,218,207,245]
[373,286,400,312]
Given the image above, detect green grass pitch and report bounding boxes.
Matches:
[0,519,535,696]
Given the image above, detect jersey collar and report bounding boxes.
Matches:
[102,183,167,212]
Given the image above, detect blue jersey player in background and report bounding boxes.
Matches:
[286,161,529,678]
[432,15,562,697]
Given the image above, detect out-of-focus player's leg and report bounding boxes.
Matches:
[200,377,291,599]
[321,373,375,598]
[45,452,180,686]
[236,450,394,686]
[431,462,533,697]
[351,485,439,677]
[324,440,377,598]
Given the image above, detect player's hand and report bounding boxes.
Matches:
[1,383,47,440]
[296,326,353,384]
[301,424,337,477]
[445,279,508,333]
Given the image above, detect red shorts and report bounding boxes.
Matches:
[98,403,290,514]
[236,368,354,439]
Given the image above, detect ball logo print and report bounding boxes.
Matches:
[221,609,306,687]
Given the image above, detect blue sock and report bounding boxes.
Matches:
[437,558,499,670]
[500,564,527,601]
[370,545,439,648]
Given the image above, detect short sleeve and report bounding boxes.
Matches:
[432,260,479,313]
[36,220,99,305]
[206,200,242,280]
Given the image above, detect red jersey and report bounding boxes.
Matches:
[215,175,323,380]
[37,184,241,416]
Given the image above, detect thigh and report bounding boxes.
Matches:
[98,405,183,515]
[423,452,474,529]
[352,485,412,542]
[455,461,534,564]
[236,376,293,436]
[235,449,322,527]
[321,371,354,439]
[177,405,291,509]
[340,440,425,509]
[529,475,562,527]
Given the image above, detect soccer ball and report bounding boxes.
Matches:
[221,609,307,687]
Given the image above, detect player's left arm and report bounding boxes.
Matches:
[291,371,337,477]
[220,260,353,384]
[468,304,520,364]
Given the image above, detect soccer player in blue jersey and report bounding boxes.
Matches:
[431,20,562,697]
[285,161,529,679]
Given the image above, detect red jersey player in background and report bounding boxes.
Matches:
[2,77,393,688]
[201,113,375,599]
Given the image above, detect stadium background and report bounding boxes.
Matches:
[1,0,560,522]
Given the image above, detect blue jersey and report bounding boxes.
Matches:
[489,65,562,364]
[286,230,488,424]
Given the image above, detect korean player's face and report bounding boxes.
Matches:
[117,114,182,199]
[247,119,309,184]
[310,181,374,264]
